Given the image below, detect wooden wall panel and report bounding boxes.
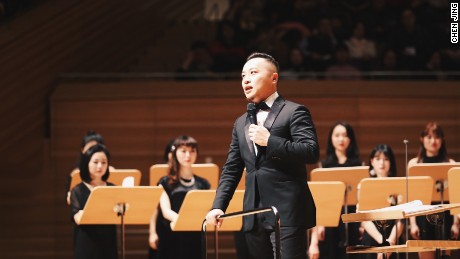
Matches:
[51,81,460,180]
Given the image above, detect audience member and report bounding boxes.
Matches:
[325,45,362,80]
[329,15,349,44]
[175,41,217,80]
[281,47,312,80]
[340,0,371,16]
[386,9,433,71]
[299,0,341,30]
[371,49,406,80]
[407,0,439,35]
[408,122,459,259]
[379,49,399,71]
[209,21,246,73]
[345,22,377,71]
[306,17,338,72]
[70,144,117,259]
[424,51,449,81]
[442,45,460,73]
[359,0,397,45]
[270,21,311,66]
[223,0,266,44]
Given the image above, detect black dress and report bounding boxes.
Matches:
[154,175,210,259]
[361,221,401,259]
[415,155,454,241]
[319,158,363,259]
[70,182,118,259]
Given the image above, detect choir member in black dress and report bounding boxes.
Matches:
[408,122,458,259]
[309,121,363,259]
[156,136,210,259]
[361,144,403,259]
[66,130,106,205]
[70,144,118,259]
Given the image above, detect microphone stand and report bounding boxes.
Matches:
[403,139,409,259]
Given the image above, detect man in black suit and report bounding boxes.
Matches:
[206,52,319,258]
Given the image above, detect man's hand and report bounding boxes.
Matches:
[205,209,224,228]
[249,124,270,146]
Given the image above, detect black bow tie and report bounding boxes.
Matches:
[256,102,270,111]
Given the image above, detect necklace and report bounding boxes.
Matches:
[179,176,195,187]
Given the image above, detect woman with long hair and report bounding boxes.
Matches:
[155,135,210,259]
[309,121,363,259]
[408,122,458,259]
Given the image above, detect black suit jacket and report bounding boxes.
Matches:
[212,96,319,231]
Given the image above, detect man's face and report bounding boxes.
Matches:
[241,57,278,103]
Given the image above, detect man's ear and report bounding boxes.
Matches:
[272,73,278,83]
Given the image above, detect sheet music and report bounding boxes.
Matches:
[358,200,441,214]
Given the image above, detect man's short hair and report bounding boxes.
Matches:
[246,52,280,73]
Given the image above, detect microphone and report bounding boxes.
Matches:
[247,103,257,125]
[247,103,262,153]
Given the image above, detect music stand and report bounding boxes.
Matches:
[173,190,244,231]
[448,167,460,215]
[357,176,433,212]
[311,166,369,207]
[70,169,142,190]
[343,203,460,223]
[408,163,460,203]
[352,176,433,258]
[79,186,163,259]
[308,181,346,227]
[174,190,243,259]
[149,163,219,189]
[408,163,460,247]
[311,166,369,246]
[347,240,460,254]
[343,202,460,258]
